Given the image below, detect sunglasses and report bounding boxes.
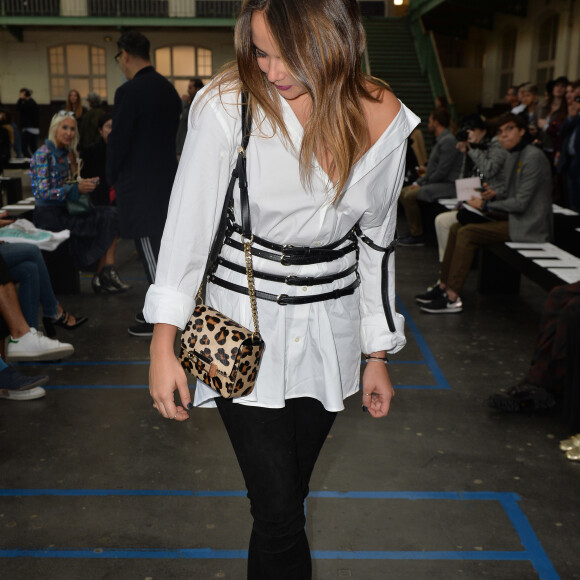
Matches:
[114,50,122,63]
[58,110,76,117]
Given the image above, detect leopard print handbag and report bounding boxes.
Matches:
[178,96,264,398]
[178,303,265,398]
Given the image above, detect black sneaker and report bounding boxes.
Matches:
[420,293,463,314]
[488,383,556,412]
[415,283,444,304]
[128,322,154,337]
[135,311,146,324]
[398,234,425,247]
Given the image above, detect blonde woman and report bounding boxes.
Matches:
[30,112,129,294]
[146,0,419,576]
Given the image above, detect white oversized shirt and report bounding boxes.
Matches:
[144,84,420,411]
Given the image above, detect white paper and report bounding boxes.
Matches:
[455,177,482,201]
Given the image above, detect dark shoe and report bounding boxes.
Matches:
[43,311,88,338]
[135,311,146,324]
[420,293,463,314]
[398,234,425,247]
[0,366,48,400]
[488,383,556,413]
[93,267,129,294]
[415,283,444,304]
[128,322,154,337]
[104,266,131,292]
[100,265,131,293]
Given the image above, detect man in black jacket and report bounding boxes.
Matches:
[107,31,182,336]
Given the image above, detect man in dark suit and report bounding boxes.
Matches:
[107,31,182,336]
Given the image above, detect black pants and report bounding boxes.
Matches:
[133,234,162,285]
[21,131,37,158]
[215,397,337,580]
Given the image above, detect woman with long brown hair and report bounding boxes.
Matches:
[65,89,87,128]
[145,0,419,577]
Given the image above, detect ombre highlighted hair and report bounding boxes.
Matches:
[215,0,387,200]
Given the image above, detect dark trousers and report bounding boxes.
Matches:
[133,234,162,285]
[21,131,37,158]
[215,397,337,580]
[526,282,580,395]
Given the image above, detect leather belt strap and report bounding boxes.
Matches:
[231,222,356,252]
[224,237,358,265]
[210,273,361,305]
[217,257,357,286]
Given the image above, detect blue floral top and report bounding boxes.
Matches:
[30,139,79,206]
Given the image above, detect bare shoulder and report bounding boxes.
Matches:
[363,83,401,146]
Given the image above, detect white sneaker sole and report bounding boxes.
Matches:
[420,306,463,314]
[0,386,46,400]
[5,346,75,362]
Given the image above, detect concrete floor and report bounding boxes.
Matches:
[1,232,579,580]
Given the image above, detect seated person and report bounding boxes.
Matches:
[81,114,114,207]
[417,113,553,314]
[30,111,130,294]
[0,230,87,337]
[399,107,463,245]
[488,281,579,411]
[488,282,580,461]
[0,253,74,363]
[430,114,508,264]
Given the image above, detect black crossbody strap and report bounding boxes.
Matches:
[205,92,252,274]
[354,225,397,333]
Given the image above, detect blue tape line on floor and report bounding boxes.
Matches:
[0,489,559,577]
[396,296,451,390]
[0,548,531,561]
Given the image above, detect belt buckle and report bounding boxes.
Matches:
[276,293,288,305]
[285,275,298,285]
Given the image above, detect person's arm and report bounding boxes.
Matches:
[30,148,78,201]
[144,87,238,418]
[106,85,135,186]
[424,136,460,183]
[467,139,508,182]
[358,137,411,418]
[488,149,546,214]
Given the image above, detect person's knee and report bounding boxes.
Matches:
[251,499,306,540]
[12,261,37,284]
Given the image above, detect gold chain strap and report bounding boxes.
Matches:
[243,236,261,339]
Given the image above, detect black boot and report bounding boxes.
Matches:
[93,266,130,294]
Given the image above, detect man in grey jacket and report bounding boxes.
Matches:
[420,113,553,314]
[399,107,463,245]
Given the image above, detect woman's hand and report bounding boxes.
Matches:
[456,141,469,154]
[149,323,191,422]
[362,357,395,418]
[78,178,99,194]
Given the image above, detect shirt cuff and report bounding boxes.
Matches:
[143,284,197,330]
[360,313,406,355]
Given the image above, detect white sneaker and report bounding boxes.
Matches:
[5,328,74,362]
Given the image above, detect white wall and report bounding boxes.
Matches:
[481,0,580,107]
[0,27,236,105]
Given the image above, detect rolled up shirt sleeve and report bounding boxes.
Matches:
[144,89,240,329]
[358,139,408,355]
